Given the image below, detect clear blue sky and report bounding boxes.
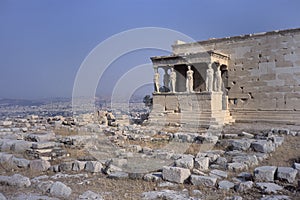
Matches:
[1,0,300,99]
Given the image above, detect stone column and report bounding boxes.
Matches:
[214,66,222,92]
[153,66,160,93]
[206,63,214,92]
[186,65,194,93]
[163,67,170,91]
[170,67,176,93]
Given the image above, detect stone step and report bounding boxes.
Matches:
[149,119,221,126]
[233,114,300,120]
[232,111,300,124]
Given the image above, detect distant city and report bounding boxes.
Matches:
[0,94,150,120]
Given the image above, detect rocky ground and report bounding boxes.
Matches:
[0,115,299,200]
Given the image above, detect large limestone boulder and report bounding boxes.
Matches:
[190,175,217,187]
[162,166,190,184]
[49,181,72,198]
[251,140,275,153]
[175,155,194,169]
[0,174,31,187]
[85,161,103,173]
[30,159,51,172]
[276,167,298,183]
[194,157,209,171]
[254,166,277,182]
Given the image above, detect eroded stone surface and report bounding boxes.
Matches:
[190,175,217,187]
[78,190,103,200]
[49,181,72,198]
[162,166,191,184]
[218,180,235,190]
[256,182,283,194]
[254,166,277,182]
[276,167,298,183]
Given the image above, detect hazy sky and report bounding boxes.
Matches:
[1,0,300,99]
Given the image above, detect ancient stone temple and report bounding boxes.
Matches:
[149,28,300,131]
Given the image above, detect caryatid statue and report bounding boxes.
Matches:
[170,68,176,93]
[153,68,160,93]
[206,63,214,92]
[186,65,194,93]
[214,67,222,92]
[163,68,170,89]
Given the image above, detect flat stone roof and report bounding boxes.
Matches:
[173,27,300,48]
[151,50,229,61]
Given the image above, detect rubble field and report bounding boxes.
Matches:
[0,116,299,200]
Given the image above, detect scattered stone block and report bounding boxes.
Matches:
[194,157,209,171]
[191,168,207,176]
[0,153,13,164]
[158,181,176,187]
[235,181,253,192]
[11,157,30,168]
[229,139,251,151]
[143,172,162,182]
[254,166,277,182]
[32,142,56,149]
[104,164,123,175]
[49,165,60,173]
[240,131,254,138]
[218,180,235,190]
[225,150,245,156]
[78,190,103,200]
[256,182,283,194]
[27,132,56,142]
[225,196,243,200]
[59,162,73,172]
[210,169,228,179]
[190,175,217,187]
[11,174,31,187]
[11,140,32,153]
[1,121,12,126]
[237,172,253,181]
[108,171,129,179]
[36,180,54,193]
[126,145,142,153]
[215,157,228,168]
[192,189,202,197]
[49,181,72,198]
[142,189,194,200]
[175,156,194,169]
[0,193,7,200]
[129,172,145,180]
[271,136,284,147]
[255,153,269,162]
[224,134,239,139]
[260,195,290,200]
[30,159,51,171]
[162,166,191,184]
[72,160,86,171]
[228,162,248,172]
[293,162,300,173]
[232,155,258,167]
[85,161,103,173]
[0,174,31,187]
[276,167,297,183]
[201,150,223,162]
[173,132,198,143]
[251,140,275,153]
[0,139,15,151]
